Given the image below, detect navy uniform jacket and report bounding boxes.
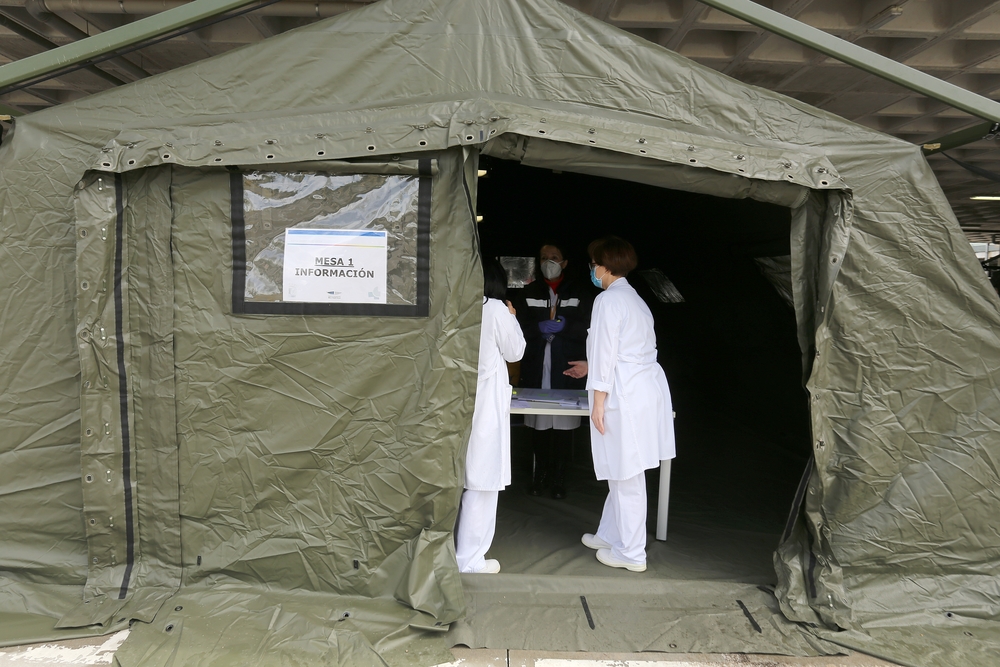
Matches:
[514,273,594,390]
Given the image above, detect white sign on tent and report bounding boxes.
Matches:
[281,228,388,304]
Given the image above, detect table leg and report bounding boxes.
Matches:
[655,459,672,541]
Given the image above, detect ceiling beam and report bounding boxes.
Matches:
[721,0,816,75]
[663,0,706,51]
[0,0,275,91]
[695,0,1000,122]
[0,8,126,86]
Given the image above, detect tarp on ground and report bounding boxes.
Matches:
[1,0,999,665]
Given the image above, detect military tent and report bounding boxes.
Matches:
[1,0,999,665]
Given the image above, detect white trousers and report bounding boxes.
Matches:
[455,489,499,573]
[595,472,647,564]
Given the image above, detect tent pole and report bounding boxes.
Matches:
[695,0,1000,124]
[0,0,271,92]
[919,121,999,156]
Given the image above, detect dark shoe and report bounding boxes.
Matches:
[551,458,567,499]
[529,471,547,496]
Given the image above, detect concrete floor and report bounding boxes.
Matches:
[0,632,901,667]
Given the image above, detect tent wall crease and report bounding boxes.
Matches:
[0,0,999,660]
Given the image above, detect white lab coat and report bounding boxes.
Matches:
[586,278,675,481]
[464,298,526,491]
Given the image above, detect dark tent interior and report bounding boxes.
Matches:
[474,155,813,583]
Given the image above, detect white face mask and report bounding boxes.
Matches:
[541,259,563,280]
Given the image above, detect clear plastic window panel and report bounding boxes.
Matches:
[500,256,536,288]
[242,172,420,306]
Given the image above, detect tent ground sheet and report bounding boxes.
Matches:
[445,425,841,657]
[444,427,1000,667]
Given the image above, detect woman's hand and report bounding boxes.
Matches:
[506,300,516,315]
[563,360,588,378]
[591,390,607,435]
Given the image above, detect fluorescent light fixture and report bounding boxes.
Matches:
[969,196,1000,201]
[865,5,903,31]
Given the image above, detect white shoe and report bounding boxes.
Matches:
[467,559,501,574]
[581,533,612,550]
[596,548,646,572]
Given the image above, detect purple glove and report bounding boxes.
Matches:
[538,317,566,335]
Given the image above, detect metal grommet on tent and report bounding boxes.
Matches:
[418,140,427,147]
[89,518,95,525]
[588,139,596,144]
[738,168,746,173]
[214,158,223,163]
[639,149,647,154]
[81,281,89,290]
[85,428,93,436]
[820,180,829,186]
[215,140,223,146]
[689,158,697,164]
[266,139,277,145]
[465,135,474,141]
[85,475,93,482]
[367,145,376,151]
[128,160,136,166]
[537,129,546,135]
[163,154,171,159]
[317,150,326,156]
[266,154,275,160]
[80,229,88,238]
[489,129,496,136]
[102,162,111,168]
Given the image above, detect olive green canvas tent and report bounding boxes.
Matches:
[2,0,1000,665]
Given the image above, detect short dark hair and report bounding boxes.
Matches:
[538,242,566,258]
[588,236,637,277]
[483,258,509,301]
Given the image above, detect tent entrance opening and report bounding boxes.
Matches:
[476,155,812,583]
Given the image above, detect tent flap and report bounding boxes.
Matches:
[2,0,1000,664]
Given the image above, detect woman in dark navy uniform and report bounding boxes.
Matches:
[515,243,594,498]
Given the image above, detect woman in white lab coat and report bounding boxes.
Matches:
[566,236,674,572]
[455,259,526,574]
